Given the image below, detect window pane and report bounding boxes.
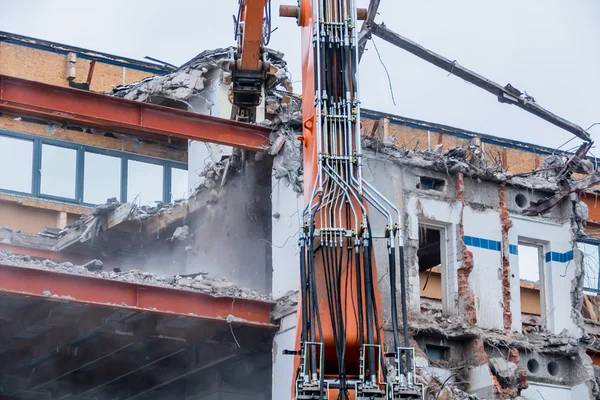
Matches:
[171,168,188,201]
[41,144,76,199]
[84,152,121,204]
[579,242,600,292]
[0,136,33,193]
[518,244,541,283]
[127,160,163,205]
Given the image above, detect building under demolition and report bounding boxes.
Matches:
[0,30,600,400]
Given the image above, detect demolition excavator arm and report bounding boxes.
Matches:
[279,1,420,399]
[234,1,421,398]
[231,0,270,122]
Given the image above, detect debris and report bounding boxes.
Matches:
[83,259,103,271]
[489,357,518,388]
[0,251,270,301]
[92,197,121,216]
[171,225,189,242]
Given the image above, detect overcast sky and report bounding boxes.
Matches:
[0,0,598,150]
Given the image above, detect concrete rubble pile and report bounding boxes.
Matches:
[362,136,558,192]
[362,135,600,216]
[112,46,291,106]
[264,95,304,193]
[0,250,269,301]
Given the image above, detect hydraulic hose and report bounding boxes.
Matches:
[354,243,364,347]
[388,243,400,351]
[398,244,412,377]
[366,222,388,383]
[362,234,376,383]
[299,237,308,344]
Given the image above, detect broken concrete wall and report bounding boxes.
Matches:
[186,67,233,192]
[357,138,596,398]
[111,47,296,294]
[185,155,273,293]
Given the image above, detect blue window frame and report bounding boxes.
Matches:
[0,129,187,206]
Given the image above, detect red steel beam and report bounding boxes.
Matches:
[0,75,272,152]
[0,262,274,327]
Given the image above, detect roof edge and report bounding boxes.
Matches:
[0,30,172,74]
[362,108,578,158]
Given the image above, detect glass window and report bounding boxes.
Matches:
[0,136,33,193]
[171,168,189,201]
[518,244,542,283]
[579,242,600,293]
[41,144,77,199]
[127,160,163,205]
[84,152,121,205]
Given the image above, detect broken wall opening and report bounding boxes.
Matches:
[418,224,453,315]
[518,241,545,332]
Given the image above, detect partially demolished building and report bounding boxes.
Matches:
[0,30,599,400]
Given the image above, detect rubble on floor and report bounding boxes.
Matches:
[0,250,270,301]
[414,303,582,357]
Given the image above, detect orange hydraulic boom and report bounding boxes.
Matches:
[233,1,422,398]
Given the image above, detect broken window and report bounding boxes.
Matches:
[0,135,33,193]
[418,225,443,304]
[171,167,189,201]
[518,242,544,331]
[40,143,77,199]
[579,241,600,293]
[84,152,121,205]
[424,344,450,361]
[417,176,445,191]
[127,160,163,205]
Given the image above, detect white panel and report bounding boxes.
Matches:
[522,382,571,400]
[271,173,303,300]
[272,313,298,400]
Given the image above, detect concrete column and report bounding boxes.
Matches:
[543,241,580,337]
[187,71,233,192]
[271,176,303,299]
[272,312,298,399]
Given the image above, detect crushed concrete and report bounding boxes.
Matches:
[362,136,560,193]
[411,307,582,358]
[112,46,290,106]
[0,250,270,301]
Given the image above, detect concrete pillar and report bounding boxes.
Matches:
[272,312,298,399]
[187,70,233,192]
[543,240,580,337]
[271,177,303,299]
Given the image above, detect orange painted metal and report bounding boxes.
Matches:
[292,1,386,398]
[0,75,272,152]
[240,0,267,71]
[0,262,274,327]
